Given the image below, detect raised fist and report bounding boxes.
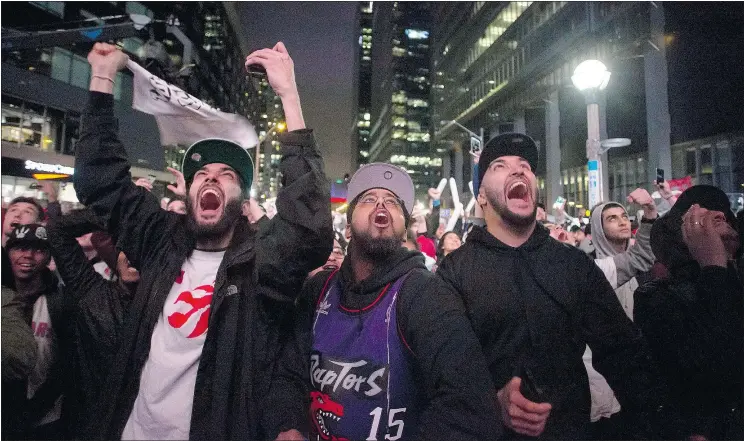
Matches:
[87,42,129,76]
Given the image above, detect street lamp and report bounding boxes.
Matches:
[572,60,611,209]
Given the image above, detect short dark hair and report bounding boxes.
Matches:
[8,197,44,221]
[537,203,546,210]
[600,203,625,227]
[570,225,582,233]
[436,231,461,260]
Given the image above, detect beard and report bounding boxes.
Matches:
[485,186,537,228]
[351,225,402,261]
[186,197,243,242]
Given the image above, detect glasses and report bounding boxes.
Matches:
[358,195,402,208]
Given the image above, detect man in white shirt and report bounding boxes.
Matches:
[72,42,332,441]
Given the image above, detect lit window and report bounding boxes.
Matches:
[405,29,429,40]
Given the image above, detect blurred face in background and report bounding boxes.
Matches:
[3,202,40,241]
[309,239,346,277]
[440,232,462,256]
[545,223,573,245]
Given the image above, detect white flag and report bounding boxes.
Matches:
[127,60,259,149]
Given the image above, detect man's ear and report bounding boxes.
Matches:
[477,191,488,209]
[344,224,351,242]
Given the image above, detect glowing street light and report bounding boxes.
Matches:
[572,60,611,209]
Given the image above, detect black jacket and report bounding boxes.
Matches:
[72,92,333,440]
[437,225,659,439]
[635,264,743,440]
[1,268,69,440]
[47,208,134,436]
[275,247,502,441]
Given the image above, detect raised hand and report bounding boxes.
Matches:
[166,167,187,197]
[134,177,154,192]
[245,42,297,100]
[627,188,658,219]
[682,204,728,268]
[87,42,128,76]
[655,180,678,205]
[245,42,304,131]
[428,188,442,201]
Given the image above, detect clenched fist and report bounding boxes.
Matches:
[627,188,657,220]
[87,42,129,76]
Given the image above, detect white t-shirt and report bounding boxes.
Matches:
[28,295,62,426]
[122,250,225,440]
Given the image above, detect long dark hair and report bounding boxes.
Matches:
[436,231,461,261]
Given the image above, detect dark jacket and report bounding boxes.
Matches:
[436,225,659,439]
[72,91,333,440]
[1,285,36,439]
[46,208,133,435]
[1,269,70,440]
[635,263,743,440]
[274,246,502,441]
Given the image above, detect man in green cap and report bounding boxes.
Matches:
[71,42,332,441]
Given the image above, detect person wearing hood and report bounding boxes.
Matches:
[437,133,660,439]
[635,185,743,440]
[582,191,659,439]
[273,163,501,441]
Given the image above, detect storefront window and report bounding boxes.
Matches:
[715,141,733,192]
[685,149,697,176]
[700,146,713,185]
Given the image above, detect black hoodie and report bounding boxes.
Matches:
[634,186,743,440]
[437,224,660,439]
[272,246,502,441]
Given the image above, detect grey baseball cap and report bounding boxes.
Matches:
[346,163,415,213]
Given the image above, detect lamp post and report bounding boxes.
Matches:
[571,60,611,209]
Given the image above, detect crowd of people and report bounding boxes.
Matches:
[1,42,742,441]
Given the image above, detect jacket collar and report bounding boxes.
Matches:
[468,223,551,253]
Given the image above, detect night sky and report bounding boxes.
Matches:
[235,2,359,180]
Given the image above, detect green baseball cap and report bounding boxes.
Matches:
[182,138,254,195]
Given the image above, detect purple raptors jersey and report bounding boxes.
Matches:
[309,272,420,441]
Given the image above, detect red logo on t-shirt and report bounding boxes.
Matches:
[167,284,213,338]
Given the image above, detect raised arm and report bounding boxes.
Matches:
[246,43,333,305]
[47,209,131,350]
[75,43,172,269]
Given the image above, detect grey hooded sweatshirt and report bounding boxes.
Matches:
[584,202,656,422]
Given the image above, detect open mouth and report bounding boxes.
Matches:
[506,181,530,203]
[373,210,391,228]
[314,410,340,438]
[199,188,222,213]
[323,264,339,271]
